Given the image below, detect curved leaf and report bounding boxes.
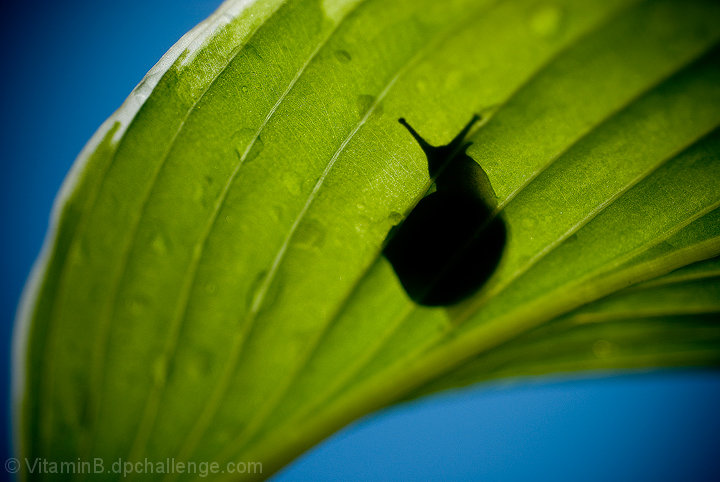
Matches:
[14,0,720,478]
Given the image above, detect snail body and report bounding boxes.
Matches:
[383,115,506,306]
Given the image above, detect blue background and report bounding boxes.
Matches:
[1,1,718,480]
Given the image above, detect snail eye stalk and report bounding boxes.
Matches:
[398,115,480,180]
[383,115,507,307]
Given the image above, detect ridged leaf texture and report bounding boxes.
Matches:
[15,0,720,478]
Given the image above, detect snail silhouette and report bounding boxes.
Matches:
[383,115,507,306]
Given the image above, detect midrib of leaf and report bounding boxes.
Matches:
[232,40,720,461]
[205,0,654,462]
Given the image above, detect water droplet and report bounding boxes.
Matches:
[374,102,384,117]
[443,71,463,90]
[73,238,90,265]
[193,182,206,202]
[244,136,264,163]
[294,220,326,249]
[530,4,563,38]
[244,44,264,62]
[592,339,616,359]
[150,232,168,255]
[355,218,370,235]
[282,174,302,196]
[388,211,404,224]
[232,128,258,161]
[521,216,539,230]
[416,78,428,93]
[270,206,283,222]
[357,95,375,116]
[334,49,352,63]
[125,296,148,316]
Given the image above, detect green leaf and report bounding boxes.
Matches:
[14,0,720,478]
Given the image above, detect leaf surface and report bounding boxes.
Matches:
[15,0,720,478]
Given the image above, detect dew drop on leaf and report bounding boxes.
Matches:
[150,232,168,255]
[192,182,205,202]
[270,205,283,222]
[388,211,404,224]
[592,339,616,359]
[334,49,352,63]
[529,4,563,38]
[233,127,264,162]
[124,296,148,316]
[282,173,302,196]
[416,78,428,93]
[356,94,375,116]
[244,136,264,163]
[295,220,326,249]
[73,238,90,266]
